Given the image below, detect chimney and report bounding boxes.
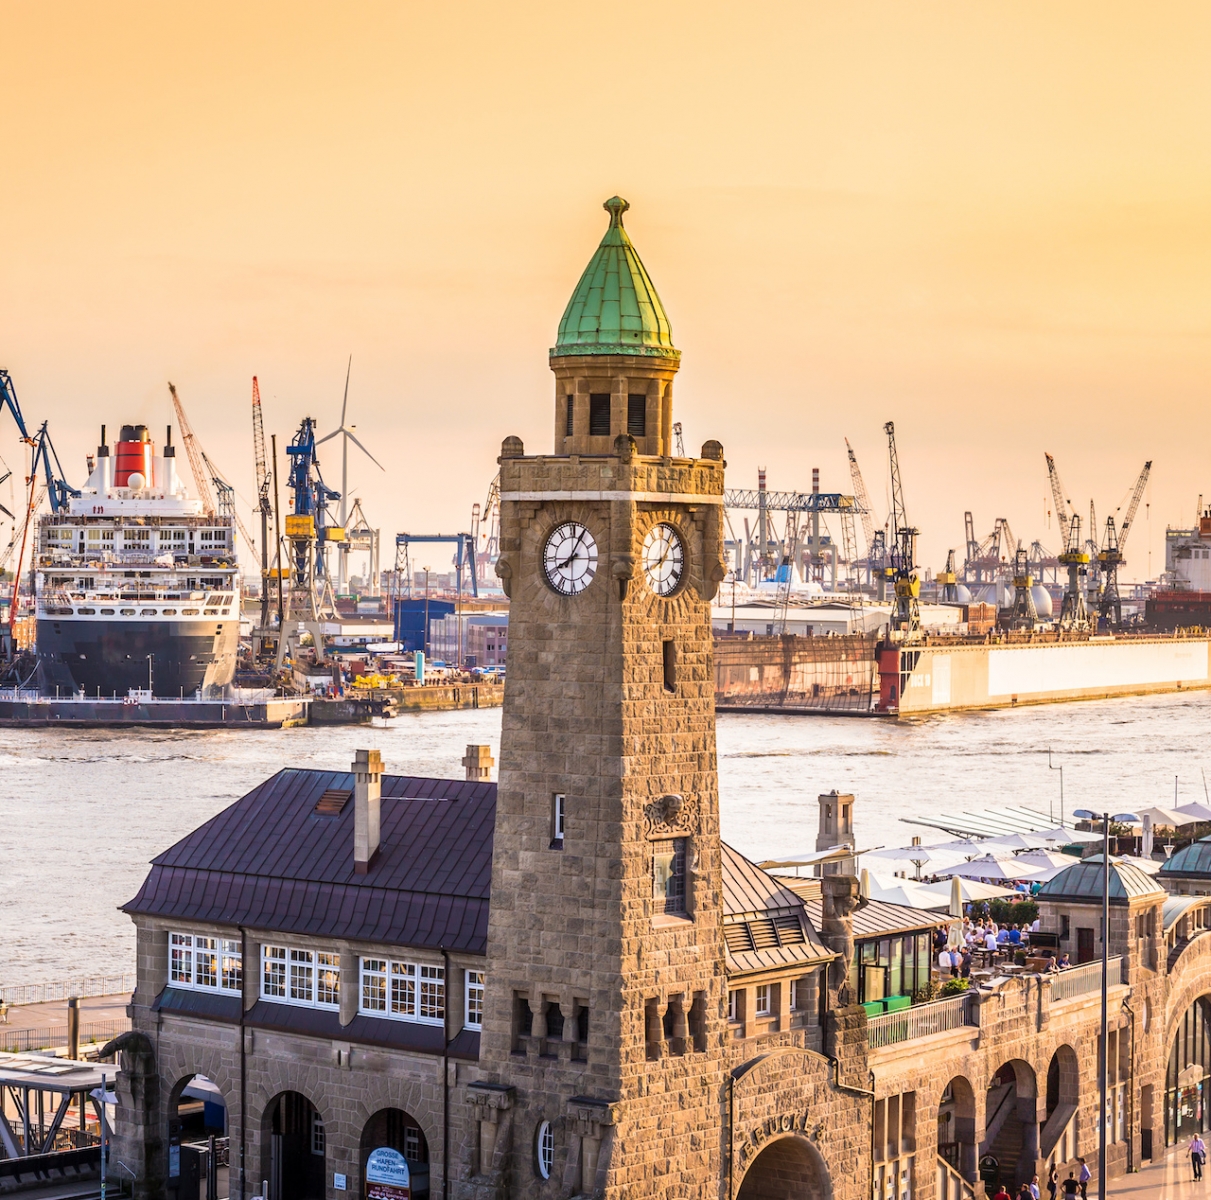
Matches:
[462,744,494,782]
[816,790,856,874]
[353,749,383,874]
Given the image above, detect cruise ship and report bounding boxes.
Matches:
[35,424,240,698]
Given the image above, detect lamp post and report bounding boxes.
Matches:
[1072,807,1140,1200]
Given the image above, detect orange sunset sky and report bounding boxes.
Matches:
[1,2,1209,579]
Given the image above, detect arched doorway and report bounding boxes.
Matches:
[938,1076,977,1184]
[1167,997,1211,1146]
[1042,1046,1079,1166]
[736,1135,827,1199]
[264,1091,325,1200]
[980,1061,1038,1192]
[167,1074,228,1200]
[360,1109,430,1199]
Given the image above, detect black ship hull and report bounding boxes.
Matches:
[36,618,239,698]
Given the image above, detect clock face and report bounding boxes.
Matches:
[543,522,598,596]
[642,523,685,596]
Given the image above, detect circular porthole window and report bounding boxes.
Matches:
[536,1120,554,1180]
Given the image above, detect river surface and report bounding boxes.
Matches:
[2,691,1209,983]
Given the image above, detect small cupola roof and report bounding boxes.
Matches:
[1037,854,1165,905]
[1160,835,1211,879]
[552,196,678,360]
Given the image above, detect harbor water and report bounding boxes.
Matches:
[2,690,1210,982]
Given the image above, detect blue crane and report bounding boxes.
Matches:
[284,417,341,583]
[0,369,79,513]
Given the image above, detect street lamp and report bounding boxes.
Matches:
[1072,808,1140,1200]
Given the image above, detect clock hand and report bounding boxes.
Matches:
[557,527,589,570]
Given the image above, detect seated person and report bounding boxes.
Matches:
[984,928,998,952]
[1008,925,1022,946]
[996,924,1010,944]
[1056,952,1071,970]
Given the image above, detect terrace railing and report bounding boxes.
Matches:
[866,993,976,1049]
[1048,957,1123,1003]
[0,1019,130,1054]
[0,974,136,1007]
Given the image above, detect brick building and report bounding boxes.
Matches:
[110,198,1211,1200]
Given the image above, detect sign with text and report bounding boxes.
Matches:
[366,1148,411,1200]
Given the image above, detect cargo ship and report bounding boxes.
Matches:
[34,424,240,698]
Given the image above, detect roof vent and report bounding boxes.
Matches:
[315,788,351,816]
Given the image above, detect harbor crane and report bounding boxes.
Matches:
[168,382,258,560]
[1045,453,1074,547]
[884,421,919,636]
[0,370,79,642]
[1098,460,1152,629]
[1008,543,1038,629]
[251,376,275,635]
[938,549,960,603]
[275,416,342,665]
[1057,514,1089,629]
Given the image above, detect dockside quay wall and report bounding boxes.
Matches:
[714,633,877,714]
[883,634,1211,715]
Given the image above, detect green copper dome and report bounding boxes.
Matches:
[552,197,678,360]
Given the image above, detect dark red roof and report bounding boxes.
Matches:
[123,769,495,954]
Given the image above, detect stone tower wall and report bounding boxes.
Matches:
[472,441,729,1198]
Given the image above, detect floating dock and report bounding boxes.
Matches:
[0,692,309,728]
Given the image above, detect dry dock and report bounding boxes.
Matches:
[882,632,1211,714]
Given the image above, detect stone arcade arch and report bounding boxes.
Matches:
[262,1090,326,1200]
[937,1075,977,1184]
[1167,996,1211,1147]
[736,1134,830,1200]
[359,1108,430,1199]
[1041,1046,1080,1167]
[980,1060,1039,1192]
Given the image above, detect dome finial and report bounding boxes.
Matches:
[604,196,629,228]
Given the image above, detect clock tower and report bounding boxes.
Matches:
[465,197,730,1198]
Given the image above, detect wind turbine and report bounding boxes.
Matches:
[317,356,384,593]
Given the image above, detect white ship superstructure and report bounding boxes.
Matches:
[35,424,240,698]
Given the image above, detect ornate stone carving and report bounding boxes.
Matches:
[644,792,698,837]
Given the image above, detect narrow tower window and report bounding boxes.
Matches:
[653,838,687,915]
[627,394,646,437]
[551,794,565,847]
[662,640,677,692]
[589,394,611,436]
[565,395,574,437]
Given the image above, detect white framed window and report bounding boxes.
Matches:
[465,970,485,1030]
[358,957,445,1026]
[790,978,802,1011]
[536,1121,554,1180]
[310,1111,325,1156]
[727,990,739,1022]
[263,946,287,998]
[552,794,565,844]
[261,945,339,1010]
[755,984,771,1017]
[170,933,242,994]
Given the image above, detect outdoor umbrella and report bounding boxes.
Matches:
[918,877,1017,904]
[1176,801,1211,822]
[1013,849,1080,870]
[865,877,947,910]
[1131,805,1197,828]
[935,855,1045,883]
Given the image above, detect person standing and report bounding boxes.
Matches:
[1192,1133,1207,1180]
[1046,1166,1059,1200]
[1029,1173,1041,1199]
[1077,1157,1091,1199]
[1061,1172,1079,1200]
